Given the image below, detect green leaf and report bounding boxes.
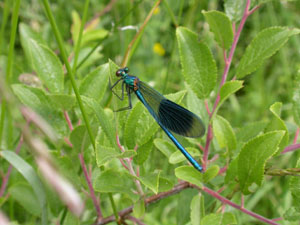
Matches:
[79,63,109,101]
[175,166,203,188]
[48,94,76,110]
[236,27,300,78]
[224,0,246,22]
[124,91,186,149]
[202,10,233,49]
[238,131,285,194]
[217,80,243,114]
[133,139,153,165]
[70,125,92,152]
[139,171,161,194]
[154,138,177,158]
[289,158,300,210]
[236,121,268,143]
[133,199,145,218]
[213,115,237,152]
[12,84,66,135]
[190,194,202,225]
[9,183,41,216]
[158,177,174,192]
[265,102,289,152]
[169,147,200,164]
[203,165,220,183]
[20,24,64,93]
[201,212,237,225]
[176,27,217,99]
[1,150,47,224]
[93,169,136,200]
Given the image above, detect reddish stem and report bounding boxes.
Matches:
[200,186,280,225]
[203,0,253,169]
[293,127,299,144]
[63,111,73,131]
[281,143,300,154]
[79,153,102,220]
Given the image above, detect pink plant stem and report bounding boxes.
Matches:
[293,127,299,144]
[0,135,23,197]
[116,135,144,196]
[126,215,146,225]
[63,111,73,131]
[203,0,252,169]
[201,186,280,225]
[79,153,102,220]
[281,143,300,154]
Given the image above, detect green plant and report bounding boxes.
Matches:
[1,0,300,224]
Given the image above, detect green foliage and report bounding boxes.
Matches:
[236,27,300,78]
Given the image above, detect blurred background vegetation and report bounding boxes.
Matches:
[1,0,300,224]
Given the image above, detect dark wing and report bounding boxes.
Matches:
[138,81,205,137]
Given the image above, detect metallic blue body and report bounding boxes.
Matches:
[113,67,204,172]
[135,90,203,172]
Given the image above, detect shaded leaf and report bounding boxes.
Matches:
[154,138,177,158]
[213,115,237,152]
[264,102,289,152]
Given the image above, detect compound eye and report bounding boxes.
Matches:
[124,67,129,73]
[116,70,122,77]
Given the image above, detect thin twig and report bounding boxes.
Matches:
[79,154,103,220]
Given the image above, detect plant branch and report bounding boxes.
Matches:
[203,0,253,169]
[199,185,280,225]
[79,154,103,220]
[94,182,190,225]
[281,143,300,154]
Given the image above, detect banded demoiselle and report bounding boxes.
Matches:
[111,67,205,172]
